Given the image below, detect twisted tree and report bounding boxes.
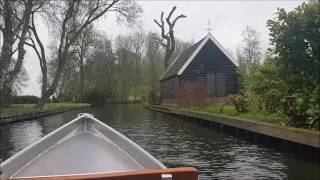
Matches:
[154,6,186,69]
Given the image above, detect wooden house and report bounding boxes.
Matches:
[159,33,238,104]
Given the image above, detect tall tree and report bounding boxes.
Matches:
[267,2,320,127]
[0,0,39,107]
[52,30,195,104]
[154,6,186,68]
[27,0,142,109]
[237,26,261,77]
[72,25,95,102]
[85,35,116,104]
[145,32,163,104]
[127,32,145,99]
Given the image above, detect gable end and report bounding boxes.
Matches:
[177,33,238,75]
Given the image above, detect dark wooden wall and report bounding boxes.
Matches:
[160,40,238,103]
[160,76,178,104]
[180,40,237,96]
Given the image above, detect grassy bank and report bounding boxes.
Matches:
[147,105,320,148]
[0,103,90,119]
[161,104,285,125]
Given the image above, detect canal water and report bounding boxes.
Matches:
[1,104,319,179]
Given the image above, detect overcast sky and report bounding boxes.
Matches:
[20,0,304,96]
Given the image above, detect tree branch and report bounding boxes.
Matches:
[153,37,167,48]
[166,6,176,26]
[154,19,162,28]
[172,14,186,27]
[153,6,186,68]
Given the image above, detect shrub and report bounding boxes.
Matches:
[176,81,208,107]
[246,93,263,112]
[284,92,320,128]
[228,94,249,113]
[148,89,160,105]
[246,59,288,114]
[11,96,39,104]
[266,2,320,128]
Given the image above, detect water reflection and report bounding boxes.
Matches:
[0,109,82,162]
[9,121,43,156]
[1,121,43,160]
[0,105,319,179]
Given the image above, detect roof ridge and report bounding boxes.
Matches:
[159,37,205,81]
[159,33,237,82]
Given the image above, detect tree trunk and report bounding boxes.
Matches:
[36,55,67,110]
[41,72,48,101]
[35,93,49,109]
[164,52,169,69]
[0,0,14,108]
[36,42,73,109]
[80,55,84,102]
[7,0,33,83]
[0,0,33,108]
[0,85,12,108]
[154,6,185,69]
[0,0,14,77]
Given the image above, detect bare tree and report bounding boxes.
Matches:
[127,32,145,100]
[72,25,95,102]
[26,0,141,109]
[0,0,41,107]
[171,38,192,61]
[145,32,163,104]
[154,6,186,68]
[84,35,116,104]
[6,58,30,96]
[237,26,261,76]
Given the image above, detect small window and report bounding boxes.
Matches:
[206,73,215,96]
[206,72,225,97]
[216,73,225,96]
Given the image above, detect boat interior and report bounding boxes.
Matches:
[1,114,198,180]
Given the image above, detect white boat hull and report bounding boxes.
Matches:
[1,114,165,179]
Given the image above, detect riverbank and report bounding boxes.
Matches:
[145,104,320,149]
[162,104,285,124]
[2,104,319,179]
[0,103,90,124]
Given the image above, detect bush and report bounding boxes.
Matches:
[266,2,320,128]
[147,89,160,105]
[245,94,261,112]
[284,92,320,128]
[11,96,39,104]
[228,94,249,113]
[176,81,208,107]
[246,59,288,114]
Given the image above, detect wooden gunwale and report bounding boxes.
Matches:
[12,167,198,180]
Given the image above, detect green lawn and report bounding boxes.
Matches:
[0,103,90,118]
[161,104,285,125]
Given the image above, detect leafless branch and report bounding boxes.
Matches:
[153,37,166,48]
[153,6,186,68]
[172,14,186,27]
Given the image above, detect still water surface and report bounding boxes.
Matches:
[1,105,319,179]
